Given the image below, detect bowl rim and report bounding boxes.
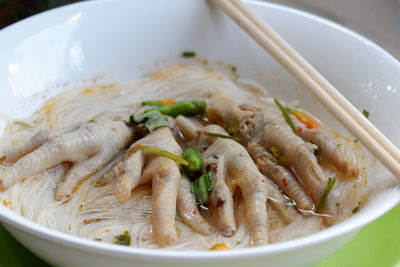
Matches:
[0,0,399,260]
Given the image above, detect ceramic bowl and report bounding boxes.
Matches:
[0,0,399,266]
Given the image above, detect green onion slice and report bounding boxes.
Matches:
[190,172,214,205]
[316,177,337,213]
[128,145,188,166]
[274,98,298,135]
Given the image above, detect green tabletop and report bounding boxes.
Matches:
[0,204,399,267]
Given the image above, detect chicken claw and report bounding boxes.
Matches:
[201,125,269,245]
[177,175,214,235]
[108,127,182,247]
[295,123,360,179]
[0,120,134,201]
[207,94,340,225]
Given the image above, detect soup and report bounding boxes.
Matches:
[0,63,370,250]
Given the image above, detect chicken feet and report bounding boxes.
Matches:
[106,127,182,247]
[0,120,134,201]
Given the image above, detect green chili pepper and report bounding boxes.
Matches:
[183,148,202,173]
[144,100,206,118]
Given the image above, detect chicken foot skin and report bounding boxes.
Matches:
[107,127,182,247]
[207,95,340,225]
[176,118,300,245]
[199,125,269,245]
[177,175,215,236]
[0,120,134,201]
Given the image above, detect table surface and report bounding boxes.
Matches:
[267,0,400,61]
[0,203,399,267]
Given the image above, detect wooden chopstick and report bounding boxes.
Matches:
[210,0,400,179]
[228,0,400,164]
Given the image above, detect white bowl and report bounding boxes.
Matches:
[0,0,399,266]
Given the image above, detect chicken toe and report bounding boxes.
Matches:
[145,156,181,246]
[0,120,134,196]
[177,175,214,235]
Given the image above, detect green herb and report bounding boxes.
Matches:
[128,145,189,166]
[183,148,202,173]
[230,65,237,73]
[336,143,342,147]
[94,238,102,241]
[316,177,336,213]
[352,206,360,213]
[274,98,298,135]
[336,203,340,207]
[204,132,237,140]
[144,100,206,118]
[181,51,196,58]
[362,109,370,119]
[190,172,214,205]
[234,241,242,246]
[113,231,131,246]
[127,110,170,131]
[141,211,151,218]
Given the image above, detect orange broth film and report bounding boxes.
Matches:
[0,63,372,249]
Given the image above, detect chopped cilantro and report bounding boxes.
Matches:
[113,231,131,246]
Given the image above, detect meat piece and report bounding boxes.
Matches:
[0,123,81,164]
[0,120,133,201]
[247,144,314,211]
[296,123,360,179]
[175,115,202,141]
[107,127,182,247]
[177,175,214,235]
[207,94,338,225]
[197,124,227,151]
[201,125,269,246]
